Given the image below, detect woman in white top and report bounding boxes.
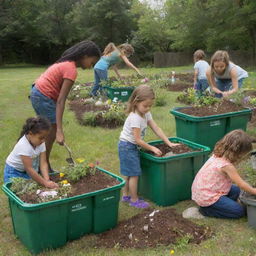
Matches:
[206,50,248,98]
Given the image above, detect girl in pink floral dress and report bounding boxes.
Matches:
[192,129,256,218]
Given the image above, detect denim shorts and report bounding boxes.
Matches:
[118,140,141,176]
[4,163,30,183]
[195,79,209,92]
[30,85,56,124]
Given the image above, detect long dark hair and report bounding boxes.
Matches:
[56,40,101,63]
[18,116,51,140]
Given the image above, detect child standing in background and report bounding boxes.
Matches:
[30,40,101,171]
[4,117,58,189]
[192,129,256,219]
[91,42,142,97]
[206,50,248,98]
[193,49,209,96]
[118,85,178,208]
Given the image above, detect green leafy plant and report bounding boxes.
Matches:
[63,162,97,182]
[11,178,39,195]
[155,90,167,106]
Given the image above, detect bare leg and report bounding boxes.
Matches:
[45,124,56,170]
[123,176,130,196]
[129,176,139,202]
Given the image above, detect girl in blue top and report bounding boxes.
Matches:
[91,43,142,96]
[206,50,248,98]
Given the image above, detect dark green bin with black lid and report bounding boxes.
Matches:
[170,107,252,150]
[2,167,125,254]
[138,137,211,206]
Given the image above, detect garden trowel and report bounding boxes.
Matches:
[63,143,75,166]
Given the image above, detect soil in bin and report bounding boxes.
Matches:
[145,143,200,157]
[94,207,212,249]
[179,99,246,117]
[19,170,120,204]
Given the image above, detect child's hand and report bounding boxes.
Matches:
[167,142,179,147]
[45,180,59,189]
[151,146,162,157]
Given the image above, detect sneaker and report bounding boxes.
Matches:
[121,196,131,203]
[129,199,149,208]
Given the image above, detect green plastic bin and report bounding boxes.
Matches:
[2,167,125,254]
[138,137,211,206]
[103,86,134,102]
[170,107,252,150]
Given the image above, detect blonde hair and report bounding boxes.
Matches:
[103,42,134,57]
[213,129,253,163]
[193,49,205,62]
[126,84,155,113]
[211,50,230,72]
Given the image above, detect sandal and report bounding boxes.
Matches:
[129,199,149,208]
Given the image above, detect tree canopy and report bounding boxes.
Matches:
[0,0,255,64]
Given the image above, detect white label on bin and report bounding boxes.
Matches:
[102,196,115,201]
[114,92,119,95]
[71,203,87,212]
[210,120,221,127]
[121,91,128,96]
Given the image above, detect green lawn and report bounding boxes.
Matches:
[0,65,256,256]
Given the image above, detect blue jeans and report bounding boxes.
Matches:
[195,79,209,96]
[215,78,245,98]
[4,163,30,183]
[199,185,246,219]
[30,85,56,123]
[91,68,108,96]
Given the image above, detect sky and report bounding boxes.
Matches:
[139,0,166,9]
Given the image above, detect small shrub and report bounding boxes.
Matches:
[63,162,97,182]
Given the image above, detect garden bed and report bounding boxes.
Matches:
[179,99,246,117]
[167,82,193,92]
[18,169,120,204]
[69,99,109,119]
[145,142,200,157]
[94,207,212,248]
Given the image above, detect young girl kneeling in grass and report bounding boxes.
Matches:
[192,129,256,218]
[4,116,58,189]
[118,84,178,208]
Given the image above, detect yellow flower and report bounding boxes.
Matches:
[61,180,69,185]
[76,158,85,163]
[170,250,175,255]
[59,172,65,178]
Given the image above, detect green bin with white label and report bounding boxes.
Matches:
[2,167,125,254]
[103,86,134,102]
[170,107,252,150]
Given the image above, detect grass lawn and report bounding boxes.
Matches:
[0,65,256,256]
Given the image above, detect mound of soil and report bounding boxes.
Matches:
[167,82,193,92]
[179,99,246,117]
[174,73,194,83]
[69,99,109,120]
[94,208,212,249]
[145,143,199,157]
[19,170,120,204]
[249,109,256,127]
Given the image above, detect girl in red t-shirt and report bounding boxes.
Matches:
[30,40,101,171]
